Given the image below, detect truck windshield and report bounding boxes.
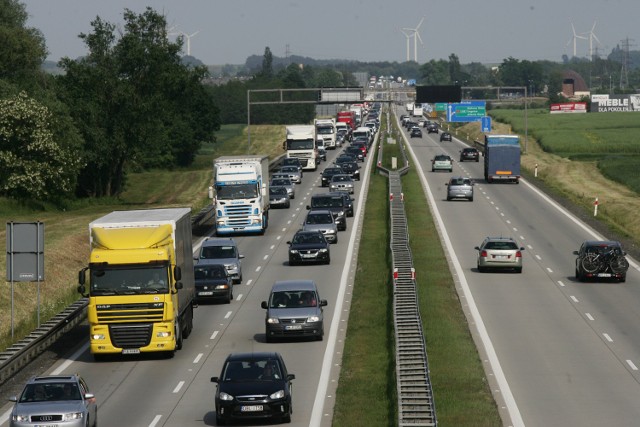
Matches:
[90,266,169,295]
[316,127,334,135]
[216,183,259,200]
[286,139,315,150]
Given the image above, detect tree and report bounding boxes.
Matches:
[0,0,47,85]
[261,47,274,78]
[58,8,219,197]
[0,92,82,201]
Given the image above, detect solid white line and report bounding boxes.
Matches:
[403,137,525,426]
[193,353,203,364]
[173,381,185,393]
[309,140,374,427]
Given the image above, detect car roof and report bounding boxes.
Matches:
[307,209,332,215]
[272,279,317,292]
[202,237,237,247]
[583,240,621,247]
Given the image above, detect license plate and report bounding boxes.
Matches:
[35,425,58,427]
[493,255,508,260]
[597,273,612,277]
[199,291,214,296]
[241,405,263,412]
[285,325,302,330]
[301,253,316,258]
[122,349,140,354]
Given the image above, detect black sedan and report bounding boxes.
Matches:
[339,161,360,181]
[460,147,480,162]
[440,132,452,142]
[287,230,330,265]
[194,263,233,303]
[211,352,295,424]
[410,127,422,138]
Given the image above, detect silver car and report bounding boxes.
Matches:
[270,177,295,199]
[10,374,97,427]
[446,177,474,201]
[329,174,355,194]
[261,279,328,342]
[475,237,525,273]
[269,186,291,208]
[195,237,244,283]
[278,166,302,184]
[302,209,338,243]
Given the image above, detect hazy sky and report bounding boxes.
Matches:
[23,0,639,65]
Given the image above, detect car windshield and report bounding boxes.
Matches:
[333,176,349,182]
[435,156,450,161]
[270,187,287,195]
[271,179,291,186]
[200,245,235,259]
[293,233,325,245]
[306,213,332,224]
[281,167,297,173]
[222,360,282,382]
[194,265,227,280]
[20,382,81,402]
[269,290,318,308]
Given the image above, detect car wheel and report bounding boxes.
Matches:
[216,414,226,425]
[620,275,626,283]
[265,333,273,343]
[446,196,451,201]
[333,235,338,244]
[477,265,485,273]
[325,256,331,265]
[225,287,232,304]
[449,168,453,172]
[475,158,479,162]
[289,259,296,266]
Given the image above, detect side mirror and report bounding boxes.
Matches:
[175,281,183,291]
[239,254,245,259]
[320,299,328,307]
[306,205,311,210]
[572,251,579,255]
[287,374,296,381]
[211,377,219,383]
[261,301,268,309]
[174,266,182,281]
[77,285,87,297]
[78,268,86,286]
[474,246,481,251]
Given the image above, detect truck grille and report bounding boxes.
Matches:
[222,205,253,226]
[109,324,153,348]
[96,302,165,323]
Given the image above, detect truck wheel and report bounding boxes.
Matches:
[183,305,194,339]
[175,321,183,350]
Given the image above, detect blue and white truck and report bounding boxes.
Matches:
[213,155,270,234]
[483,135,521,183]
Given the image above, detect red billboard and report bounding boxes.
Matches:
[550,103,587,114]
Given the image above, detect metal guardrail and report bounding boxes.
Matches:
[389,171,437,426]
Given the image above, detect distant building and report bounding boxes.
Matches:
[561,70,590,99]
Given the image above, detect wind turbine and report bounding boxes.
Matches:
[566,21,587,57]
[400,29,412,62]
[402,16,425,62]
[180,31,200,56]
[582,21,602,60]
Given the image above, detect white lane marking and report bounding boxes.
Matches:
[277,235,282,240]
[603,333,613,342]
[535,254,542,260]
[585,313,594,320]
[173,381,185,393]
[193,353,203,364]
[210,331,219,340]
[626,360,638,370]
[52,342,90,375]
[246,279,253,286]
[546,267,553,273]
[570,295,579,303]
[256,266,262,272]
[263,255,269,260]
[149,415,162,427]
[224,311,232,319]
[557,280,566,287]
[527,244,533,249]
[236,294,243,301]
[282,228,287,232]
[270,245,275,250]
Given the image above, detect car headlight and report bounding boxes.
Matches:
[270,390,285,399]
[12,414,28,422]
[219,392,234,401]
[336,211,344,217]
[63,412,84,421]
[214,284,229,290]
[289,250,299,254]
[319,249,328,253]
[267,317,280,324]
[91,334,105,340]
[307,315,321,322]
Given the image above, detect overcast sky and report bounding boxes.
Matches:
[23,0,639,65]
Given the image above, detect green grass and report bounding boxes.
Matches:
[333,111,500,426]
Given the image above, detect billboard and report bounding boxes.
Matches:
[590,94,640,112]
[550,103,587,114]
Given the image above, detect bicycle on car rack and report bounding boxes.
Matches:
[581,247,629,275]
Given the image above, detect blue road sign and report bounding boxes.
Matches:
[446,101,486,122]
[481,116,492,132]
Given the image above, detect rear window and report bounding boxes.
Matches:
[485,241,518,250]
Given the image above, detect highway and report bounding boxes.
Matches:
[396,105,640,426]
[0,142,373,427]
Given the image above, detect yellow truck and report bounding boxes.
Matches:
[78,208,196,359]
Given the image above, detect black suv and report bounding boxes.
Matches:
[339,161,360,181]
[460,147,480,162]
[574,240,629,282]
[307,193,348,230]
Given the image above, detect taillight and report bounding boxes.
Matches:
[515,251,522,258]
[480,250,487,257]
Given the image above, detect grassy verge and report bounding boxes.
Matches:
[334,111,499,426]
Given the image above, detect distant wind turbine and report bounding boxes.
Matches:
[400,29,412,62]
[180,31,200,56]
[582,21,602,60]
[401,16,425,62]
[566,21,587,57]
